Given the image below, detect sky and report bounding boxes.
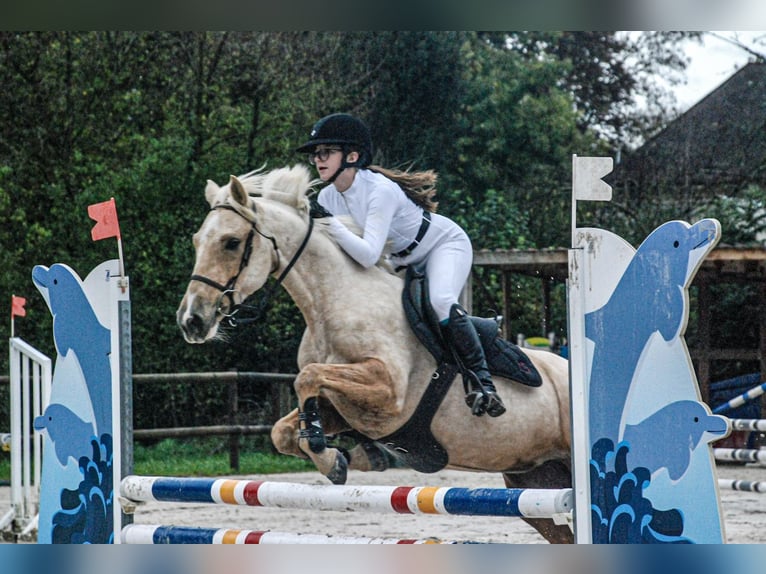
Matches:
[674,31,766,111]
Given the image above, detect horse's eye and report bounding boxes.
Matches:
[224,238,241,251]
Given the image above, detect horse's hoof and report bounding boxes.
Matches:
[362,441,390,472]
[327,449,348,485]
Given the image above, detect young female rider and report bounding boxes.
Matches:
[296,113,505,417]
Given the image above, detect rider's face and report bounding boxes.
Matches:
[310,146,344,181]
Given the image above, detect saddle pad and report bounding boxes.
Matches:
[475,318,542,387]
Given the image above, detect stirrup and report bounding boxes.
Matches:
[483,390,507,417]
[463,372,506,417]
[465,388,489,416]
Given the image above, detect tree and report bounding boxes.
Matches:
[487,31,703,146]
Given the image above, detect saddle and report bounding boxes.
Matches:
[402,265,542,386]
[369,265,542,474]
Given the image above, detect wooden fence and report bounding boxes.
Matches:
[1,371,297,471]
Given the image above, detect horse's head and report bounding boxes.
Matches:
[177,170,298,343]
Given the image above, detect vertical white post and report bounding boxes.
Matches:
[110,275,131,543]
[9,341,22,524]
[21,355,31,519]
[567,239,592,543]
[568,154,613,543]
[6,338,51,533]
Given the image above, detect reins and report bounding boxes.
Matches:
[190,202,314,326]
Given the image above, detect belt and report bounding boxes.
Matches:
[393,210,431,258]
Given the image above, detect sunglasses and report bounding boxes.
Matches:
[308,147,343,165]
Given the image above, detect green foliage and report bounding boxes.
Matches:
[446,36,600,248]
[445,188,532,250]
[0,31,707,432]
[700,185,766,245]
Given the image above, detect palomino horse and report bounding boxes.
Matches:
[177,165,573,543]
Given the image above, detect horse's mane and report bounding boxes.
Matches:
[236,164,319,213]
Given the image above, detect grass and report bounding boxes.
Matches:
[0,437,315,482]
[133,438,315,476]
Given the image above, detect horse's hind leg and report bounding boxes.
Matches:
[503,458,574,544]
[293,359,400,484]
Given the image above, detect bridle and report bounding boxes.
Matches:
[189,202,314,326]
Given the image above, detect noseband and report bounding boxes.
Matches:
[190,202,314,326]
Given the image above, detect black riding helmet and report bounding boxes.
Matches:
[296,113,373,174]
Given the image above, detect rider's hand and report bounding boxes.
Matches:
[310,199,333,219]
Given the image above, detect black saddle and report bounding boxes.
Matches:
[402,265,542,387]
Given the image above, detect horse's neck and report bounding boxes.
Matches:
[276,224,399,331]
[281,243,367,315]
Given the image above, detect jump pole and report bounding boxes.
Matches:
[728,418,766,432]
[121,524,467,544]
[119,475,573,519]
[712,381,766,414]
[714,448,766,464]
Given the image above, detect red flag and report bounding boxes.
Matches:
[11,295,26,318]
[88,197,121,240]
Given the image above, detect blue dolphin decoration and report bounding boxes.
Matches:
[32,264,112,437]
[585,219,719,445]
[34,404,96,466]
[622,400,729,480]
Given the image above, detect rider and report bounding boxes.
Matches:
[296,112,505,417]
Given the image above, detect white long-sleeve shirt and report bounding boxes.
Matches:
[318,169,467,265]
[317,169,473,321]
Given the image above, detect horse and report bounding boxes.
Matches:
[176,165,574,543]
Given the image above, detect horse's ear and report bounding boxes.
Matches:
[229,175,248,206]
[205,179,220,207]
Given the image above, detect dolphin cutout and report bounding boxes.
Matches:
[32,263,112,437]
[585,219,720,445]
[622,400,729,480]
[34,403,97,466]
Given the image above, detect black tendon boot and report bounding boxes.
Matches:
[445,304,506,417]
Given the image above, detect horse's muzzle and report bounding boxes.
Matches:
[177,297,218,343]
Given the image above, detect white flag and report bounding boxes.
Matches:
[573,155,613,201]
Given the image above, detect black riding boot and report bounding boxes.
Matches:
[444,304,506,417]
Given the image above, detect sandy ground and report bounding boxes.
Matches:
[2,462,763,544]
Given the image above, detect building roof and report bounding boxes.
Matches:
[614,62,766,191]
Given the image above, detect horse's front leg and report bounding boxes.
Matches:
[295,358,399,484]
[271,402,351,459]
[271,408,306,459]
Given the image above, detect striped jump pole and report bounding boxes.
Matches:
[718,479,766,494]
[714,448,766,464]
[712,381,766,414]
[121,524,470,545]
[120,475,573,519]
[728,418,766,432]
